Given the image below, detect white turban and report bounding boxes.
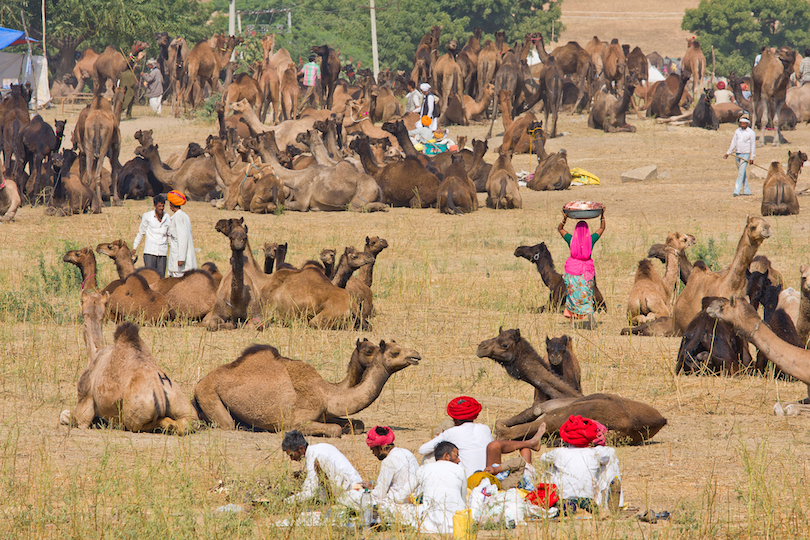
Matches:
[420,83,430,92]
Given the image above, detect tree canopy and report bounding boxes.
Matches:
[682,0,810,76]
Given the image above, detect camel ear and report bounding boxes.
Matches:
[379,340,387,352]
[730,297,737,306]
[356,338,361,348]
[546,336,550,344]
[365,236,370,243]
[801,264,808,274]
[498,326,503,334]
[514,329,521,341]
[562,335,570,346]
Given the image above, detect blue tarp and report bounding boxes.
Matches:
[0,27,36,51]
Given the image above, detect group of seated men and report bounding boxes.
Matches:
[282,396,623,534]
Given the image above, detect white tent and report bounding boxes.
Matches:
[0,25,50,108]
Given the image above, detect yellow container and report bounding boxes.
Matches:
[453,509,475,540]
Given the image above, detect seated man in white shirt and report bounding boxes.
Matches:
[282,430,363,506]
[412,441,468,534]
[419,396,493,478]
[714,81,734,105]
[361,426,419,505]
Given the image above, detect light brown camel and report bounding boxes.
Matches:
[706,297,810,414]
[136,144,224,201]
[646,69,691,118]
[77,87,125,212]
[457,28,482,96]
[433,41,467,126]
[232,99,327,152]
[45,149,93,217]
[536,32,593,112]
[601,39,626,94]
[524,122,571,191]
[355,236,388,289]
[193,339,419,435]
[437,154,478,214]
[786,83,810,123]
[183,35,242,114]
[254,60,281,123]
[0,175,22,221]
[761,151,804,216]
[444,83,494,125]
[73,47,102,92]
[104,273,174,324]
[589,77,638,132]
[476,39,501,100]
[149,269,218,320]
[673,216,771,333]
[584,36,607,76]
[485,147,522,209]
[682,38,706,101]
[369,85,403,124]
[627,232,695,325]
[752,46,796,146]
[332,247,375,319]
[96,240,160,285]
[278,64,300,121]
[60,291,196,433]
[204,136,279,212]
[89,41,148,97]
[223,73,263,117]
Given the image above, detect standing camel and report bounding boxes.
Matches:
[433,41,467,127]
[682,38,706,102]
[534,32,593,112]
[486,50,522,138]
[311,45,341,110]
[168,37,190,116]
[752,46,796,147]
[457,28,482,97]
[90,41,149,98]
[182,35,242,115]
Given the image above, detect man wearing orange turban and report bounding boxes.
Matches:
[166,190,197,277]
[360,426,419,505]
[418,396,493,478]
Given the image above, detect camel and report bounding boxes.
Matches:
[183,35,242,114]
[436,154,478,214]
[498,112,541,154]
[514,243,606,312]
[706,296,810,411]
[254,60,281,123]
[476,39,501,101]
[412,26,442,85]
[20,116,65,200]
[355,236,388,289]
[691,88,719,130]
[443,83,494,125]
[149,269,218,320]
[476,328,666,443]
[259,131,387,212]
[524,53,564,138]
[457,28,482,97]
[584,36,607,76]
[647,69,691,118]
[60,291,197,433]
[332,247,375,319]
[193,339,419,435]
[222,73,263,117]
[168,37,190,116]
[89,41,148,97]
[545,335,582,392]
[682,38,706,102]
[433,41,467,127]
[96,240,161,285]
[369,85,403,124]
[429,138,489,187]
[485,147,522,209]
[205,136,281,212]
[527,141,571,191]
[786,83,810,123]
[0,176,22,221]
[350,135,440,208]
[278,64,299,121]
[627,232,696,325]
[1,85,30,186]
[752,46,796,146]
[486,50,522,138]
[136,144,223,201]
[673,216,771,333]
[761,152,803,216]
[798,265,810,348]
[46,149,93,216]
[72,48,102,92]
[601,39,626,94]
[311,44,342,110]
[588,77,638,132]
[535,32,593,112]
[232,99,327,152]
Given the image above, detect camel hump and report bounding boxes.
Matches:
[635,259,657,279]
[113,322,143,350]
[230,344,282,368]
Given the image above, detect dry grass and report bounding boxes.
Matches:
[3,99,810,538]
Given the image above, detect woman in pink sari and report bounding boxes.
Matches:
[557,210,606,319]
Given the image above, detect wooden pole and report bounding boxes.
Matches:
[41,0,46,58]
[20,10,38,111]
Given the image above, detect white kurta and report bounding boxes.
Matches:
[538,446,623,508]
[414,460,468,534]
[726,127,756,160]
[371,447,420,504]
[167,208,197,277]
[133,209,169,256]
[419,422,493,478]
[285,443,363,504]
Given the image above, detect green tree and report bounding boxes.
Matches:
[682,0,810,76]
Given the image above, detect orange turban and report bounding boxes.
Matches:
[447,396,481,421]
[559,415,608,448]
[167,190,186,206]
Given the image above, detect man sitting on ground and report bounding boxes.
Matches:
[714,81,734,105]
[412,441,468,534]
[361,426,419,505]
[282,430,363,505]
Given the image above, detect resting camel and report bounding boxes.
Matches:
[60,291,197,433]
[627,232,696,325]
[786,82,810,124]
[673,216,771,333]
[444,83,494,125]
[514,243,606,312]
[588,77,638,132]
[647,69,691,118]
[205,136,281,213]
[526,123,571,191]
[485,147,522,209]
[332,247,375,319]
[193,339,419,435]
[46,150,93,216]
[436,154,477,214]
[368,85,403,124]
[476,328,667,443]
[137,144,223,201]
[761,151,804,216]
[96,240,160,285]
[798,265,810,348]
[707,297,810,413]
[681,38,706,101]
[89,41,148,97]
[752,46,796,146]
[498,112,541,154]
[691,88,719,130]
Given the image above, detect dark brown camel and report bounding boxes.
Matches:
[588,77,638,132]
[311,45,342,109]
[21,116,66,201]
[646,69,691,118]
[45,149,93,216]
[486,50,522,138]
[1,84,31,184]
[676,297,753,375]
[411,26,442,85]
[522,54,564,138]
[168,37,190,116]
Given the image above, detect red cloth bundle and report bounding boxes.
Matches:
[559,415,608,448]
[526,483,559,508]
[447,396,482,420]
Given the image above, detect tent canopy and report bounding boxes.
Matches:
[0,27,37,51]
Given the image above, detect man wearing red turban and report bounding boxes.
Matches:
[714,80,734,105]
[418,396,493,478]
[360,426,419,505]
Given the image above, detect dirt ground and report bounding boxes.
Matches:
[2,86,810,539]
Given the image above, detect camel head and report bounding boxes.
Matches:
[81,289,108,321]
[375,339,421,373]
[154,32,171,48]
[705,296,759,329]
[353,338,379,369]
[96,239,129,259]
[230,99,251,113]
[320,248,336,268]
[546,335,572,366]
[215,217,248,250]
[134,129,154,148]
[63,247,93,266]
[344,247,375,271]
[381,120,405,138]
[526,121,546,146]
[261,34,275,54]
[365,236,389,256]
[665,232,696,252]
[514,243,551,265]
[681,68,692,83]
[54,119,67,139]
[205,135,225,155]
[262,242,281,259]
[135,143,158,160]
[745,215,771,243]
[295,130,317,147]
[310,45,329,57]
[476,327,522,364]
[800,265,810,294]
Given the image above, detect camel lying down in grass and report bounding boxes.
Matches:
[60,291,197,433]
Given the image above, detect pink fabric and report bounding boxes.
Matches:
[564,221,595,281]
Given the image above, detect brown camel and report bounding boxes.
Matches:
[498,112,541,154]
[707,296,810,411]
[786,83,810,123]
[588,77,638,132]
[436,154,478,214]
[412,26,442,85]
[369,85,403,124]
[752,46,796,146]
[254,59,281,123]
[192,339,419,435]
[627,232,696,325]
[149,269,218,320]
[0,176,22,222]
[205,136,280,212]
[20,116,66,200]
[545,335,582,392]
[761,151,804,216]
[646,69,691,118]
[601,39,626,94]
[46,149,93,216]
[433,41,467,127]
[1,84,31,185]
[278,64,300,121]
[584,36,607,76]
[168,37,190,116]
[444,83,495,125]
[673,216,771,333]
[457,28,482,97]
[96,239,160,284]
[311,44,342,109]
[476,39,501,100]
[796,265,810,348]
[526,123,571,191]
[104,272,175,324]
[350,135,440,208]
[522,51,564,138]
[223,73,263,117]
[183,35,242,113]
[136,144,224,201]
[485,147,522,209]
[72,48,102,92]
[331,247,375,319]
[89,41,148,97]
[355,236,388,289]
[60,291,196,433]
[535,32,593,112]
[514,243,607,312]
[476,328,666,443]
[682,38,706,102]
[485,50,522,138]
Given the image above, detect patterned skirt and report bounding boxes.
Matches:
[562,274,595,317]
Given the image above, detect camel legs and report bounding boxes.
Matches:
[65,395,96,428]
[297,421,345,438]
[0,179,21,222]
[193,390,236,429]
[499,404,542,428]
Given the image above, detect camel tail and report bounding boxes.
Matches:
[498,176,507,208]
[92,124,103,158]
[113,322,144,351]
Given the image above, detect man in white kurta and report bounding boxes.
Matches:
[539,446,622,509]
[363,426,420,505]
[166,190,197,277]
[412,442,468,534]
[282,430,363,505]
[132,193,169,277]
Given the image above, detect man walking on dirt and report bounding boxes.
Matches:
[298,55,321,113]
[142,58,164,115]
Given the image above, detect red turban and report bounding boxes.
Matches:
[741,83,748,91]
[167,190,187,206]
[447,396,482,421]
[366,426,395,447]
[559,415,608,448]
[716,81,725,90]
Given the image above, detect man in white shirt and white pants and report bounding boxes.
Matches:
[132,193,169,277]
[724,115,756,196]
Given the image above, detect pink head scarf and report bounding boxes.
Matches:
[564,221,595,281]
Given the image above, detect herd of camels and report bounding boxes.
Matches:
[0,26,808,444]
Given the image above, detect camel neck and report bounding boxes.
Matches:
[355,142,381,177]
[661,248,680,297]
[79,255,98,291]
[210,143,240,183]
[324,361,392,415]
[747,319,808,382]
[356,257,376,288]
[533,252,559,289]
[336,352,367,389]
[114,251,136,280]
[230,246,248,322]
[515,339,582,399]
[82,305,104,364]
[728,230,761,287]
[391,125,420,158]
[331,254,355,288]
